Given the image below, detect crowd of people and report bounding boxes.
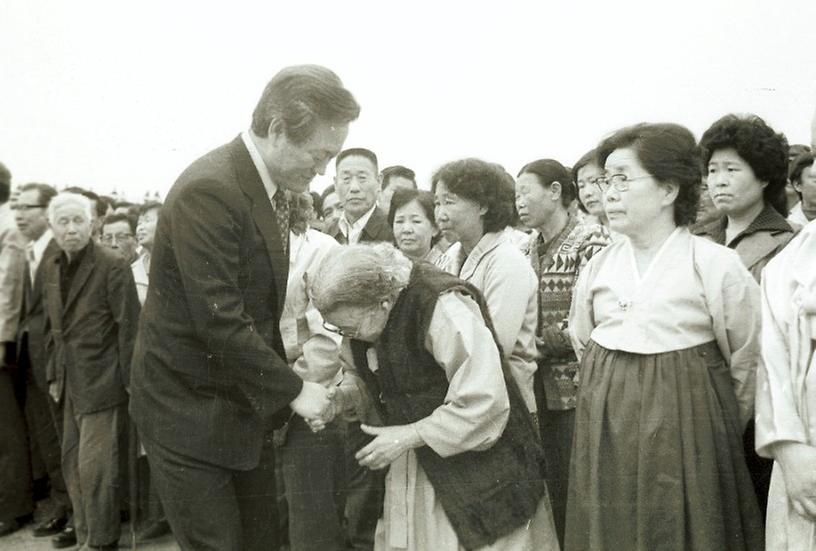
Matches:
[0,63,815,551]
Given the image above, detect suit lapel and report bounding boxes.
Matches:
[63,243,96,313]
[230,137,289,308]
[360,208,396,244]
[29,239,60,316]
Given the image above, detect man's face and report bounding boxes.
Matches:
[335,155,380,223]
[51,203,93,255]
[260,121,349,194]
[322,192,343,224]
[101,220,138,262]
[14,190,49,240]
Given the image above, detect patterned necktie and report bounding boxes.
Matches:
[273,190,290,255]
[26,244,36,284]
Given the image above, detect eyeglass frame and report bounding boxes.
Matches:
[322,320,358,339]
[593,173,652,194]
[100,232,135,244]
[11,203,46,212]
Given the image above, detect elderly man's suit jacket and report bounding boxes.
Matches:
[324,207,394,245]
[129,136,304,471]
[43,241,140,414]
[17,238,61,389]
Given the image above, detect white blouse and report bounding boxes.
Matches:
[569,227,761,425]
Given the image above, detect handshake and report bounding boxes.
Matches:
[289,381,348,432]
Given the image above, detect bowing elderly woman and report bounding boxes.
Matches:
[310,243,558,551]
[565,123,764,550]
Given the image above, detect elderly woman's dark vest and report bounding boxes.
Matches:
[349,262,547,550]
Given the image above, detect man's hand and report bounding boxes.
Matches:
[776,442,816,520]
[355,424,424,470]
[290,381,333,420]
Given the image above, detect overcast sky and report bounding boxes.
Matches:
[3,0,815,200]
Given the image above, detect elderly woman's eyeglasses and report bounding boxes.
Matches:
[594,174,651,193]
[322,320,359,339]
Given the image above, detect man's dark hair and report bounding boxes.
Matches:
[700,113,789,217]
[309,191,323,218]
[251,65,360,144]
[597,122,701,226]
[788,151,815,200]
[320,184,337,201]
[335,148,378,172]
[18,182,58,207]
[431,158,515,233]
[518,159,576,208]
[0,162,11,204]
[381,166,417,190]
[102,212,137,234]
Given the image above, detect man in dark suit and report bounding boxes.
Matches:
[129,65,360,551]
[43,192,141,550]
[321,148,393,550]
[12,183,74,542]
[0,165,35,538]
[324,148,394,245]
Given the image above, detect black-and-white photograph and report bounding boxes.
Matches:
[2,1,816,550]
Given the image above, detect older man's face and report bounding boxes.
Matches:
[51,203,93,255]
[101,220,138,262]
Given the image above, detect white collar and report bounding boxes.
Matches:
[30,229,53,260]
[241,130,278,201]
[338,204,377,240]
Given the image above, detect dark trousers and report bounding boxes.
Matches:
[537,406,575,548]
[281,416,346,551]
[24,378,71,517]
[0,369,33,521]
[62,396,124,547]
[743,419,772,520]
[343,421,384,551]
[142,431,280,551]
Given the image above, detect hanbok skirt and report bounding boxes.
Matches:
[565,340,763,551]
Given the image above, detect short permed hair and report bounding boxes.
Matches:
[251,65,360,144]
[699,113,789,217]
[596,122,701,226]
[518,159,576,208]
[431,158,515,233]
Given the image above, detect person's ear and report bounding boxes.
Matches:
[550,181,563,201]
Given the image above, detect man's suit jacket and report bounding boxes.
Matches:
[129,136,304,471]
[43,241,140,415]
[17,238,61,390]
[324,207,394,245]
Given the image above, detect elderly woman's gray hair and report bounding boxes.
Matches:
[310,242,412,314]
[48,192,94,225]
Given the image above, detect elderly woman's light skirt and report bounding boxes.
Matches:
[374,448,559,551]
[565,340,764,551]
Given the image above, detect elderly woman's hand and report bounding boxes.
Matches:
[775,442,816,520]
[356,424,424,470]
